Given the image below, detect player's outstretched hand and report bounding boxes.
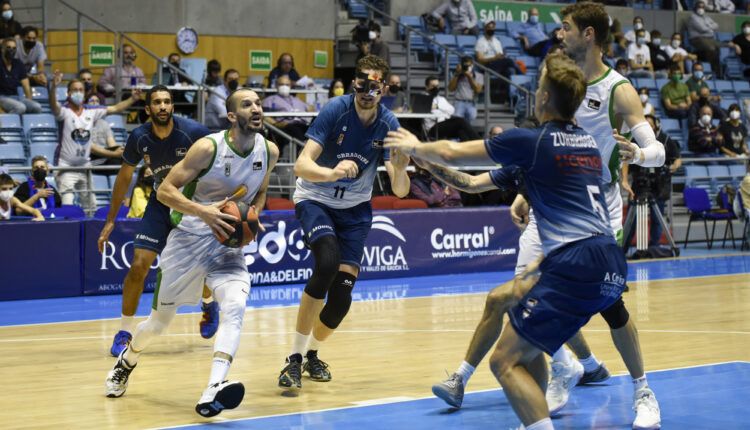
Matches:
[199,198,237,240]
[384,127,421,156]
[389,147,410,171]
[614,128,642,164]
[331,159,359,181]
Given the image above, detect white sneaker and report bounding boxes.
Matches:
[546,359,584,415]
[633,387,661,429]
[105,351,136,398]
[195,380,245,417]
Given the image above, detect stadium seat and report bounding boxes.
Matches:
[0,143,26,165]
[44,204,86,219]
[392,198,428,210]
[729,164,745,179]
[0,113,25,144]
[22,113,58,145]
[106,115,128,145]
[55,86,67,102]
[265,197,294,210]
[544,22,559,33]
[715,80,734,96]
[93,204,128,220]
[707,165,732,183]
[684,165,712,190]
[28,143,57,165]
[399,16,424,40]
[372,195,399,210]
[716,32,733,43]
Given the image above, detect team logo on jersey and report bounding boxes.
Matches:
[336,133,345,145]
[71,128,91,145]
[372,139,384,149]
[253,161,262,171]
[176,148,187,157]
[224,163,231,176]
[587,98,601,110]
[143,154,151,165]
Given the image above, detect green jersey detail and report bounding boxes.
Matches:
[170,179,198,226]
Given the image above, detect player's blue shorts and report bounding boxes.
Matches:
[509,234,627,355]
[133,191,172,253]
[295,200,373,268]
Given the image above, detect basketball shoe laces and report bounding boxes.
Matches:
[305,351,329,375]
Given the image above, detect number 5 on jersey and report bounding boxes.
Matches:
[587,185,607,223]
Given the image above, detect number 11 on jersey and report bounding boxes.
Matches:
[333,186,346,199]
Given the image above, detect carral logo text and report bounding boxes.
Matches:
[431,226,494,250]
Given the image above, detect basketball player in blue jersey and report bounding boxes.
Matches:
[386,53,627,430]
[97,85,219,357]
[277,55,411,391]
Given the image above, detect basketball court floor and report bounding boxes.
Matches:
[1,252,749,429]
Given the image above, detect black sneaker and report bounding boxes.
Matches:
[577,362,611,385]
[303,350,332,382]
[278,354,303,390]
[105,351,136,398]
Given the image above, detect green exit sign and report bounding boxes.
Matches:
[249,50,272,71]
[89,44,114,66]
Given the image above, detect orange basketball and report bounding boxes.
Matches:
[215,201,260,248]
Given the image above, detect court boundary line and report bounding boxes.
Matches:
[1,266,749,329]
[149,361,750,430]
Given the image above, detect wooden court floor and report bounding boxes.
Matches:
[1,273,749,429]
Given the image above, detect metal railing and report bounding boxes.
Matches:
[347,0,534,136]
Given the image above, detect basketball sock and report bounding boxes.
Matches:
[307,335,322,353]
[633,375,649,391]
[208,357,231,386]
[292,331,309,357]
[552,347,573,366]
[202,296,214,304]
[122,344,139,366]
[578,353,601,373]
[121,314,136,333]
[525,417,554,430]
[456,361,475,386]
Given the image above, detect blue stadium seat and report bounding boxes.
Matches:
[456,35,477,51]
[55,86,67,102]
[399,16,423,39]
[22,113,58,144]
[106,115,128,145]
[729,164,745,179]
[408,33,428,52]
[708,165,732,183]
[684,165,712,190]
[720,97,738,111]
[701,62,712,74]
[92,174,111,207]
[506,21,522,38]
[0,113,25,145]
[717,32,733,43]
[715,80,734,96]
[0,143,26,165]
[493,21,508,36]
[516,55,539,72]
[544,22,559,33]
[28,143,57,165]
[497,35,520,56]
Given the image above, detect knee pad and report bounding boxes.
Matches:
[304,235,341,300]
[319,272,356,329]
[600,297,629,330]
[217,281,248,326]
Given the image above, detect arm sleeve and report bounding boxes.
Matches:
[121,131,142,166]
[304,101,337,146]
[630,121,666,167]
[483,128,536,169]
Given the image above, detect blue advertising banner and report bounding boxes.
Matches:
[83,220,159,295]
[0,220,82,300]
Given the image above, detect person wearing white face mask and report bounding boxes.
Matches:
[356,21,390,65]
[0,173,43,221]
[262,74,312,154]
[688,104,724,155]
[719,104,749,157]
[638,88,654,116]
[0,1,21,39]
[663,32,697,74]
[728,21,750,78]
[627,29,654,78]
[624,17,651,46]
[49,69,140,211]
[686,1,720,75]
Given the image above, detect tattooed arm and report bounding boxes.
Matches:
[414,158,497,194]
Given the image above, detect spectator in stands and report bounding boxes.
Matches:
[205,68,239,130]
[126,165,153,219]
[615,58,630,77]
[627,29,654,78]
[431,0,479,36]
[267,53,300,88]
[98,44,146,96]
[50,70,141,211]
[661,65,691,119]
[409,166,462,208]
[663,32,697,74]
[0,38,41,114]
[488,125,503,138]
[624,16,651,45]
[719,104,749,157]
[728,21,750,78]
[448,55,482,123]
[688,86,726,127]
[0,1,21,39]
[685,62,717,103]
[686,1,720,76]
[15,26,46,86]
[688,104,724,154]
[78,68,96,100]
[475,20,519,103]
[263,74,311,152]
[511,7,549,57]
[704,0,735,13]
[204,59,222,87]
[0,173,43,220]
[13,155,61,214]
[161,52,188,85]
[648,30,671,78]
[384,74,407,113]
[423,75,480,141]
[86,95,124,167]
[327,78,345,101]
[639,87,655,116]
[356,21,390,65]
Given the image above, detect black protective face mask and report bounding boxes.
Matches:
[23,41,35,51]
[32,169,47,182]
[142,176,155,187]
[389,84,400,93]
[428,87,439,97]
[227,80,239,91]
[84,81,93,92]
[4,48,15,60]
[485,29,495,37]
[169,61,180,68]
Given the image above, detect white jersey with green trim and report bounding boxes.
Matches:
[575,67,630,185]
[171,130,268,236]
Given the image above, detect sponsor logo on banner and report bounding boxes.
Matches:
[430,226,516,259]
[360,216,409,273]
[243,221,314,284]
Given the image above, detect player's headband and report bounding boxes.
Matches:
[354,71,385,96]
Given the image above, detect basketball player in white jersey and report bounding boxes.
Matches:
[104,89,279,417]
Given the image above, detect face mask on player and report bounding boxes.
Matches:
[353,71,385,97]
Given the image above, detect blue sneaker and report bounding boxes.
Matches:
[110,330,132,357]
[200,301,220,339]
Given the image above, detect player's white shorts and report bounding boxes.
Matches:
[153,228,251,310]
[603,182,624,243]
[514,211,542,277]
